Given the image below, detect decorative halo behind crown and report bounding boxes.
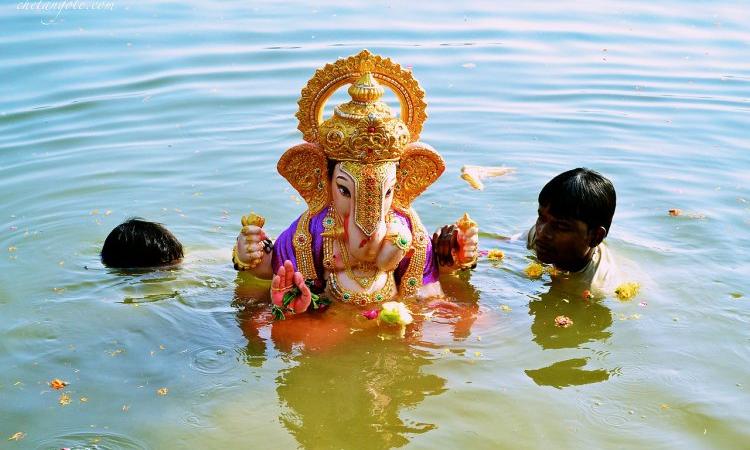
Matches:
[295,50,428,163]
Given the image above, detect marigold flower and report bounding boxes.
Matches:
[524,262,543,279]
[487,249,504,261]
[615,282,640,300]
[49,379,68,390]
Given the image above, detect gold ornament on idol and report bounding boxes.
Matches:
[321,205,393,305]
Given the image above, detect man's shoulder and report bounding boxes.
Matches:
[589,242,623,294]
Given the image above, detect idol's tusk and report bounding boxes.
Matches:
[460,165,515,190]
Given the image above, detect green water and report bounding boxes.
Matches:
[2,1,749,448]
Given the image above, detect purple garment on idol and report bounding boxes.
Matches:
[271,206,439,293]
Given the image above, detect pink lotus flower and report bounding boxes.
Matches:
[362,309,379,320]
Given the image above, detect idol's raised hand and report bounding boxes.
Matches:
[271,260,312,315]
[233,213,273,278]
[455,217,479,267]
[432,213,479,271]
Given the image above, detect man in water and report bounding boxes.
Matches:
[101,218,183,268]
[527,168,621,294]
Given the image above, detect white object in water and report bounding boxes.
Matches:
[460,165,515,190]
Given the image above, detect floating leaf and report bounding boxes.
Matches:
[500,304,512,312]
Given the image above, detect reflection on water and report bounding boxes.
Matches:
[234,272,484,448]
[525,278,614,388]
[276,340,444,449]
[236,304,450,449]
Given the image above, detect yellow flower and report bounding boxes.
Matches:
[487,249,504,261]
[59,393,71,406]
[157,387,169,396]
[615,282,640,300]
[524,262,543,278]
[379,301,413,326]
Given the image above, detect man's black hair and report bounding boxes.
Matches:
[538,168,616,234]
[101,218,183,268]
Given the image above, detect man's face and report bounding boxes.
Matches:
[534,205,593,271]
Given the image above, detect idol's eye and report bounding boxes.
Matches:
[337,184,351,198]
[385,187,393,197]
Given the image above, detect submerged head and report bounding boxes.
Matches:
[101,218,183,268]
[533,168,616,271]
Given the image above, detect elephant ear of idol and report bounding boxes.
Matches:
[277,142,330,215]
[393,142,445,211]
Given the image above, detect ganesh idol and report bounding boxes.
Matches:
[233,50,479,314]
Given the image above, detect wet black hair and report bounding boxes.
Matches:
[100,218,183,268]
[538,168,616,234]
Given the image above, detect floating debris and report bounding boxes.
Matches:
[554,315,574,328]
[668,209,681,217]
[618,313,642,321]
[49,379,68,390]
[460,165,514,190]
[500,304,512,312]
[615,282,640,300]
[59,393,71,406]
[582,290,594,300]
[524,262,544,279]
[7,432,25,441]
[157,387,168,396]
